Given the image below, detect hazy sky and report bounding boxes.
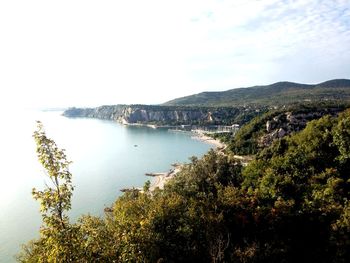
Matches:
[0,0,349,108]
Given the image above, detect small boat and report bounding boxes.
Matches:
[134,144,138,147]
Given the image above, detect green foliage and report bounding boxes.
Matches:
[164,79,350,107]
[19,110,350,262]
[32,121,73,229]
[143,180,151,192]
[229,103,347,155]
[18,122,79,262]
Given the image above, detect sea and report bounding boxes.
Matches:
[0,110,212,262]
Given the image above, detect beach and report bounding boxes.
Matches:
[191,132,226,149]
[148,164,182,191]
[148,132,226,190]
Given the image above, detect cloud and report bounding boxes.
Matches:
[184,0,350,88]
[0,0,349,108]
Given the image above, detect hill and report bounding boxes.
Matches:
[164,79,350,106]
[19,108,350,262]
[227,104,347,155]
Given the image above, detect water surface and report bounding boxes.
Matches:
[0,111,212,262]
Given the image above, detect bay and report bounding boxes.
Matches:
[0,110,212,262]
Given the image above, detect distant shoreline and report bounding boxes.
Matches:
[190,130,227,149]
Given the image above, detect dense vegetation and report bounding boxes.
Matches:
[226,103,348,155]
[164,79,350,107]
[18,109,350,262]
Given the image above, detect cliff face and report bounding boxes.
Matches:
[258,109,342,147]
[64,105,212,124]
[229,105,347,155]
[118,107,210,124]
[63,105,262,126]
[63,105,125,120]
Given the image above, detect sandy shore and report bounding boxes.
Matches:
[148,133,226,190]
[148,165,182,191]
[148,133,227,190]
[191,132,226,149]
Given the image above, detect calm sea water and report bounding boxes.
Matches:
[0,110,212,262]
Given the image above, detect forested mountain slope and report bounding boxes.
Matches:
[19,108,350,262]
[164,79,350,107]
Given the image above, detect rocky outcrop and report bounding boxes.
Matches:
[63,105,126,120]
[63,105,263,126]
[63,105,214,125]
[258,109,341,147]
[117,106,210,124]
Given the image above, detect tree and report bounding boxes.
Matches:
[32,121,73,229]
[18,110,350,262]
[18,121,77,262]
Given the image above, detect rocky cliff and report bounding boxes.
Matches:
[63,105,126,120]
[229,104,348,155]
[258,110,337,147]
[117,106,209,124]
[63,105,263,126]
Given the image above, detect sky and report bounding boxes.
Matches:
[0,0,349,109]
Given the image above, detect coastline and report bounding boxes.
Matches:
[121,120,227,150]
[148,133,226,191]
[121,119,179,130]
[191,132,226,149]
[148,165,182,191]
[120,129,227,192]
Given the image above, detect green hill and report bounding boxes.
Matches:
[19,108,350,262]
[164,79,350,106]
[227,104,347,155]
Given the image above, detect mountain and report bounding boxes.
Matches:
[164,79,350,106]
